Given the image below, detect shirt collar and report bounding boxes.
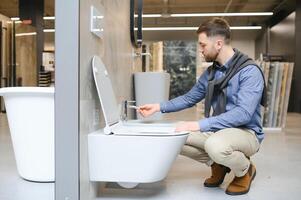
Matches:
[216,51,235,71]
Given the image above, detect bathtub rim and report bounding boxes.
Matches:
[0,87,54,96]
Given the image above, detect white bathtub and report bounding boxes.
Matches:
[0,87,54,182]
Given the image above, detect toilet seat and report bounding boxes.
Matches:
[107,121,187,136]
[112,127,188,136]
[113,131,188,136]
[92,56,189,137]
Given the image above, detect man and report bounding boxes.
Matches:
[138,17,266,196]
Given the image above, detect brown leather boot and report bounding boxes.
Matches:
[225,163,256,195]
[204,162,231,187]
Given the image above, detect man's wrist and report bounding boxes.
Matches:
[155,104,161,112]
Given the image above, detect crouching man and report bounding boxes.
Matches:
[138,17,266,195]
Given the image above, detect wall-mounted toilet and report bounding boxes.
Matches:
[88,56,189,188]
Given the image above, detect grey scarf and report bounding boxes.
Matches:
[204,49,266,118]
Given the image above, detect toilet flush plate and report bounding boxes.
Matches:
[90,5,104,39]
[92,56,120,127]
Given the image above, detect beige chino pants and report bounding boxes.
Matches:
[180,128,260,177]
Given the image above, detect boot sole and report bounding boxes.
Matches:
[225,168,256,195]
[204,169,231,188]
[204,181,223,188]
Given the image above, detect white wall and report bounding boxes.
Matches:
[232,39,255,59]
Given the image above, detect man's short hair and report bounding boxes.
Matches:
[197,17,231,44]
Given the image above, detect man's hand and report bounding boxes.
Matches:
[138,104,160,118]
[175,121,200,132]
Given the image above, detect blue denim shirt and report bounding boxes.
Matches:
[160,58,264,143]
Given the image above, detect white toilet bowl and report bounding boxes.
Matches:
[88,56,189,188]
[88,123,187,184]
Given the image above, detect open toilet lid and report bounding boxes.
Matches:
[92,56,120,127]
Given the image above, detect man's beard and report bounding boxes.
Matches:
[204,52,218,62]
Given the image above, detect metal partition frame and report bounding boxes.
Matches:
[55,0,80,199]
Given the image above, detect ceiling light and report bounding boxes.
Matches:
[230,26,262,30]
[141,27,197,31]
[43,16,55,20]
[7,21,22,24]
[15,29,55,37]
[135,12,273,18]
[44,29,55,32]
[134,14,162,18]
[11,16,55,21]
[137,26,262,31]
[171,12,273,17]
[15,32,37,37]
[11,17,20,21]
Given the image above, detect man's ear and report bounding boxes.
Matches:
[216,39,224,50]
